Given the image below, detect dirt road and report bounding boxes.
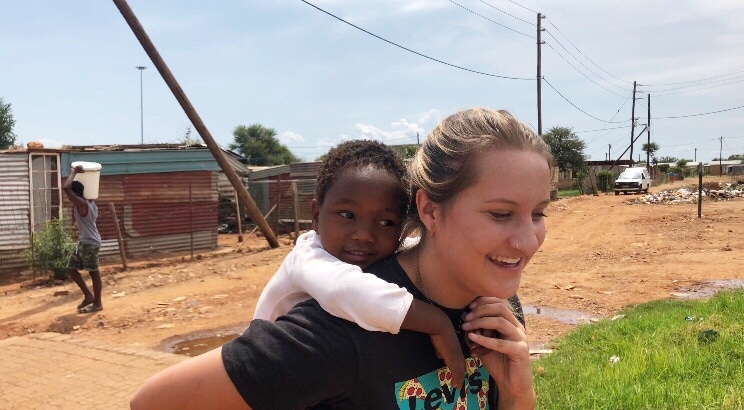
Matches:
[1,177,742,353]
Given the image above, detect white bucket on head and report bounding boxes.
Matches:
[71,161,102,199]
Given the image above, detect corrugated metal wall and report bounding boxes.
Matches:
[62,170,218,260]
[0,154,31,273]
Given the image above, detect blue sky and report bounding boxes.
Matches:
[3,0,744,162]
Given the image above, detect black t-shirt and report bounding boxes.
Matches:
[223,255,524,409]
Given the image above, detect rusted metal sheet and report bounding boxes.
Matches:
[62,171,218,259]
[289,162,320,179]
[0,154,31,274]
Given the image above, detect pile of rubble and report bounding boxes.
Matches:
[629,183,743,205]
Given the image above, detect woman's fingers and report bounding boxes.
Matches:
[464,298,523,331]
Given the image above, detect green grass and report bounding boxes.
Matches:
[557,189,582,198]
[533,290,744,409]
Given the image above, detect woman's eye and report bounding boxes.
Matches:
[338,211,354,219]
[533,212,548,220]
[489,212,511,220]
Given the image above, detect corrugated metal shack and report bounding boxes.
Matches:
[0,144,243,277]
[246,162,319,233]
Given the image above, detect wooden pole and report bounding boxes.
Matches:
[291,181,300,238]
[112,0,279,248]
[108,203,128,270]
[236,204,277,251]
[274,177,282,235]
[234,190,243,242]
[536,13,544,136]
[630,81,637,163]
[189,182,194,260]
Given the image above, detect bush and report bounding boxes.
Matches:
[25,218,75,280]
[596,170,615,192]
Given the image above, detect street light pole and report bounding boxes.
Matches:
[136,66,147,144]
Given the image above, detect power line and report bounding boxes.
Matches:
[475,0,534,25]
[640,73,744,95]
[545,19,633,86]
[639,69,744,87]
[653,104,744,119]
[506,0,537,15]
[447,0,534,38]
[542,77,626,123]
[544,41,629,97]
[300,0,533,80]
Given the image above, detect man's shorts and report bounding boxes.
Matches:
[68,243,100,271]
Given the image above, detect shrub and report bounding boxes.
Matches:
[25,218,75,280]
[596,170,615,192]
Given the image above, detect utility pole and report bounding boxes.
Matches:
[694,148,697,163]
[416,132,420,146]
[646,94,651,168]
[608,144,612,161]
[629,81,637,164]
[719,136,723,176]
[136,65,147,144]
[536,13,545,136]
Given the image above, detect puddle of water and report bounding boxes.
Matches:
[172,334,240,357]
[160,325,246,357]
[522,305,593,325]
[672,278,744,299]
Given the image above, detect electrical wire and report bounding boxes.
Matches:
[300,0,533,80]
[543,31,632,94]
[544,41,629,97]
[653,104,744,119]
[506,0,537,15]
[542,77,626,123]
[447,0,534,38]
[545,19,633,86]
[475,0,534,25]
[639,69,744,87]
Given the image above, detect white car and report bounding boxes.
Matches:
[614,167,651,195]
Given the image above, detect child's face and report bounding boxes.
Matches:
[312,165,404,268]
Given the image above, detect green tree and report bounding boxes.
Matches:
[675,159,690,178]
[726,154,743,161]
[542,126,587,173]
[0,97,17,149]
[657,156,678,163]
[642,142,660,164]
[229,123,299,166]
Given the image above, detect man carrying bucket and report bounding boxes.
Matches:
[63,164,103,313]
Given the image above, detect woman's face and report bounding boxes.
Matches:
[431,148,551,302]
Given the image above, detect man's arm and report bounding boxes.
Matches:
[62,165,88,216]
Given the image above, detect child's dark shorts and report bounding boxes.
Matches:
[68,243,100,271]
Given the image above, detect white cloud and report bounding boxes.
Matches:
[280,131,305,143]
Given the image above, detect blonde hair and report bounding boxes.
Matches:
[404,108,554,237]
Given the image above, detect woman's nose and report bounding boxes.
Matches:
[508,222,540,254]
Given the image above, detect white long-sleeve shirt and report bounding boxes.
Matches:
[253,230,414,333]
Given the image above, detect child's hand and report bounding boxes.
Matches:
[74,165,84,173]
[461,297,533,405]
[429,329,465,389]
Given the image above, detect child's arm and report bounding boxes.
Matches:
[289,232,465,387]
[401,300,466,389]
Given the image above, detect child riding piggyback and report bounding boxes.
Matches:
[253,140,467,386]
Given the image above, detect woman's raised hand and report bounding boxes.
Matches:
[461,297,535,409]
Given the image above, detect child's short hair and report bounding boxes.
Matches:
[316,140,410,217]
[71,181,85,198]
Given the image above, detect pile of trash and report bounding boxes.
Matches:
[629,183,743,205]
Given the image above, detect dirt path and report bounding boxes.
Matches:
[1,177,742,352]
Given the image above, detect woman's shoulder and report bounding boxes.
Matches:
[364,255,410,286]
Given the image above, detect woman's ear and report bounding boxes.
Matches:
[311,199,320,232]
[415,189,439,234]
